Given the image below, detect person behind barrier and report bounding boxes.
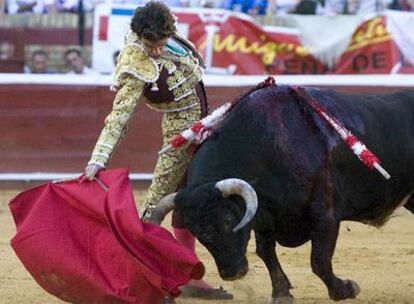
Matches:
[224,0,268,15]
[294,0,323,14]
[388,0,414,10]
[84,1,233,302]
[6,0,46,14]
[45,0,95,13]
[24,49,55,74]
[0,41,15,60]
[64,48,98,75]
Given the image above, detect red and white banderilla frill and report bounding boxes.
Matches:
[291,86,390,180]
[158,102,232,155]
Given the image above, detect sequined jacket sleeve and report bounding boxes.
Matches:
[88,75,145,167]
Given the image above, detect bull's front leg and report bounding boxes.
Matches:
[405,196,414,214]
[310,202,360,300]
[255,231,293,304]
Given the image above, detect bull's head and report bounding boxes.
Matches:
[150,179,258,280]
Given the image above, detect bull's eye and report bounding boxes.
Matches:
[224,214,233,226]
[222,215,233,233]
[225,215,232,224]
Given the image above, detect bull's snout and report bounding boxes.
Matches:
[218,257,248,281]
[219,266,248,281]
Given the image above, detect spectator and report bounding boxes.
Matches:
[294,0,324,14]
[323,0,346,15]
[110,0,143,4]
[64,48,98,75]
[46,0,95,13]
[24,49,55,74]
[345,0,360,13]
[6,0,46,14]
[224,0,268,15]
[272,0,299,14]
[159,0,186,6]
[356,0,390,15]
[111,0,187,7]
[389,0,414,10]
[0,0,6,13]
[187,0,224,7]
[322,0,391,15]
[0,41,15,60]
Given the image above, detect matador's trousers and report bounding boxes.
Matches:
[142,83,208,228]
[142,102,201,210]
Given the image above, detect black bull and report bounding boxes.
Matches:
[152,85,414,303]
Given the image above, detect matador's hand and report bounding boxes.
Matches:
[84,164,104,180]
[141,204,156,223]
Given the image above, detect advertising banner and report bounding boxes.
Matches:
[92,5,414,75]
[334,16,414,74]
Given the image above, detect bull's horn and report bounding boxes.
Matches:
[149,193,177,224]
[215,179,258,232]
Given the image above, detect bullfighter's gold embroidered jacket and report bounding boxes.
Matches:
[88,31,205,167]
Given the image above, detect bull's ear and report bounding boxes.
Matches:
[248,178,259,187]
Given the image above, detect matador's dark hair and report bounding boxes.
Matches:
[130,1,176,42]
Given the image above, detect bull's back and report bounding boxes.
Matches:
[190,86,414,223]
[310,89,414,151]
[308,89,414,222]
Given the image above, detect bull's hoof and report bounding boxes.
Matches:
[160,297,176,304]
[180,285,234,300]
[329,279,360,301]
[268,294,294,304]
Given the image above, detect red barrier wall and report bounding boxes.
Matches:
[0,84,411,174]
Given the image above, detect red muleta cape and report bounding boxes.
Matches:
[9,168,204,304]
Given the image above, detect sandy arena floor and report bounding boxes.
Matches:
[1,189,413,304]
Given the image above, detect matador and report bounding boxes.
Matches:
[85,2,233,300]
[88,30,208,212]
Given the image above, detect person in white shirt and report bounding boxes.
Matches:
[356,0,392,15]
[24,49,56,73]
[0,41,15,60]
[273,0,299,14]
[45,0,96,13]
[322,0,346,15]
[6,0,46,14]
[324,0,391,15]
[64,48,98,75]
[1,0,6,12]
[111,0,186,7]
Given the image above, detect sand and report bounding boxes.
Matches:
[1,190,413,304]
